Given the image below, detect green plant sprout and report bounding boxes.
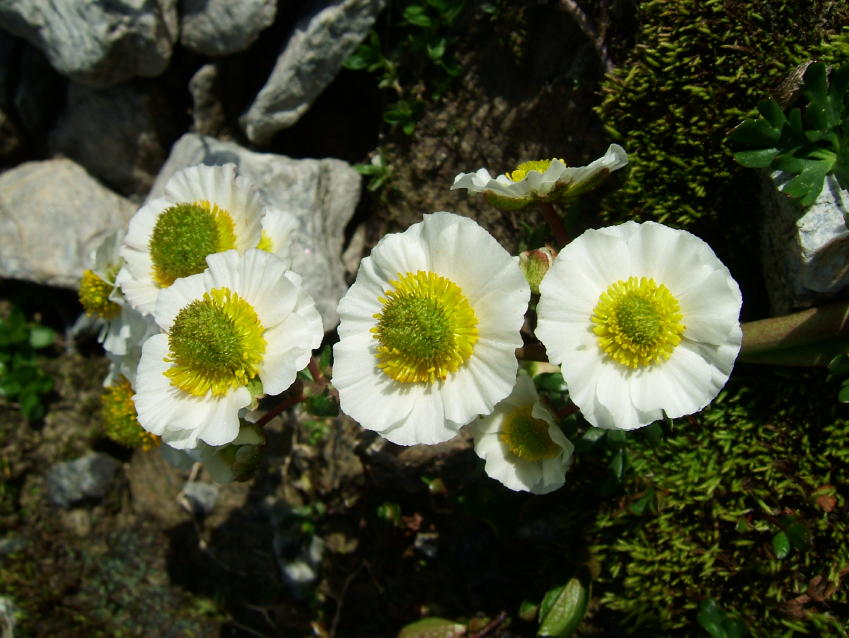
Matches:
[344,0,465,134]
[729,62,849,208]
[0,306,55,421]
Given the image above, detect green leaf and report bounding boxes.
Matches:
[728,119,780,147]
[697,600,727,638]
[782,163,829,207]
[733,148,780,168]
[304,389,340,417]
[757,99,787,129]
[537,578,589,638]
[19,390,44,421]
[402,5,433,28]
[519,599,539,622]
[535,372,566,393]
[608,448,626,483]
[772,531,791,559]
[398,617,467,638]
[427,37,446,61]
[837,383,849,403]
[28,325,55,349]
[605,429,627,450]
[628,487,656,515]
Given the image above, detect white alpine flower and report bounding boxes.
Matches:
[117,164,268,315]
[472,372,574,494]
[451,144,628,210]
[536,221,742,430]
[332,212,530,445]
[134,249,322,449]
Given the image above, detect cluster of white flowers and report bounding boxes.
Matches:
[82,149,743,496]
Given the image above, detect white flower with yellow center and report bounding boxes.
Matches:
[472,372,574,494]
[536,221,742,430]
[451,144,628,210]
[117,164,270,315]
[332,212,530,445]
[134,249,322,449]
[256,208,299,260]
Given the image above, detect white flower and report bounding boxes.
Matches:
[472,372,574,494]
[332,212,530,445]
[536,221,742,430]
[134,249,323,449]
[117,164,269,315]
[257,208,299,260]
[451,144,628,210]
[102,305,159,388]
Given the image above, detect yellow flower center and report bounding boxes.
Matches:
[79,269,121,319]
[507,159,566,182]
[371,271,478,384]
[499,406,561,461]
[149,200,237,287]
[591,276,685,368]
[101,376,160,450]
[165,287,266,397]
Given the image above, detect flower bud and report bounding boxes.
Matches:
[519,246,557,294]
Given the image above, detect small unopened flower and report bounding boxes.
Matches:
[332,212,530,445]
[117,164,272,314]
[134,249,322,449]
[101,376,160,450]
[472,372,573,494]
[451,144,628,210]
[519,246,557,294]
[78,230,124,319]
[536,221,742,430]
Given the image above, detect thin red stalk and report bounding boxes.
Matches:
[538,201,570,246]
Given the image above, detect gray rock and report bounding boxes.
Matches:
[181,0,276,56]
[240,0,384,144]
[760,172,849,313]
[149,133,361,330]
[0,159,137,288]
[46,452,122,508]
[188,64,227,137]
[181,481,219,517]
[0,0,179,88]
[0,596,16,638]
[49,83,173,196]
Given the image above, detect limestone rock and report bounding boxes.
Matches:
[180,0,276,56]
[0,159,136,288]
[149,133,361,330]
[49,83,174,196]
[760,172,849,313]
[0,0,179,88]
[240,0,384,144]
[46,452,122,508]
[188,63,227,137]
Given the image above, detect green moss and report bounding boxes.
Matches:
[590,369,849,636]
[595,0,849,227]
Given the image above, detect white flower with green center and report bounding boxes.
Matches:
[536,221,742,430]
[472,372,574,494]
[117,164,270,315]
[450,144,628,210]
[332,212,531,445]
[134,249,322,449]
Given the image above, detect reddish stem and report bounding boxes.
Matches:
[538,201,570,247]
[255,381,304,428]
[468,611,508,638]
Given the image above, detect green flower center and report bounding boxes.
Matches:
[499,407,561,461]
[78,269,121,319]
[165,287,266,397]
[591,276,685,368]
[149,201,236,287]
[372,271,478,384]
[507,158,566,182]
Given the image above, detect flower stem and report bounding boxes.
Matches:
[538,202,571,246]
[255,380,304,427]
[739,300,849,366]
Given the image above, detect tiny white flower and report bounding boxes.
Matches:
[451,144,628,210]
[256,207,299,260]
[472,372,574,494]
[134,249,323,449]
[332,212,530,445]
[117,164,269,315]
[536,221,742,430]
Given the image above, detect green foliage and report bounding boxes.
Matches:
[0,305,55,420]
[590,370,849,635]
[697,600,749,638]
[595,0,849,227]
[729,62,849,207]
[344,0,466,135]
[537,576,590,637]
